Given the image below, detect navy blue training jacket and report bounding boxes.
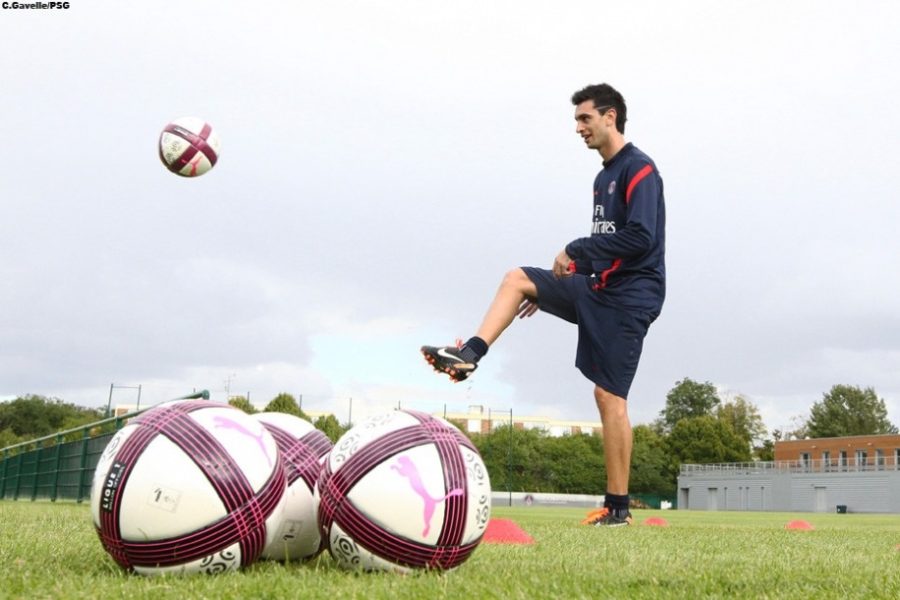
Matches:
[564,143,666,320]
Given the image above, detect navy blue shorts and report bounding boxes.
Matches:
[521,267,651,399]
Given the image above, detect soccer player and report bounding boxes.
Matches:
[421,83,666,527]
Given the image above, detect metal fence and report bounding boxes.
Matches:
[0,391,208,503]
[681,457,900,476]
[1,417,126,502]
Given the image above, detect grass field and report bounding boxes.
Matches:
[1,501,898,599]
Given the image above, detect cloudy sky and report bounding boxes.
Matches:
[2,1,898,434]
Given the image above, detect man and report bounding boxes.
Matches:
[421,83,666,527]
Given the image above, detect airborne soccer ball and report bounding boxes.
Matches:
[90,400,286,575]
[316,409,491,572]
[252,412,333,561]
[158,117,221,177]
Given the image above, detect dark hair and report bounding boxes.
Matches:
[571,83,627,134]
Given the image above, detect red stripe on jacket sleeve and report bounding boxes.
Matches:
[625,164,653,204]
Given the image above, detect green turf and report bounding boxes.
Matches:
[1,501,898,599]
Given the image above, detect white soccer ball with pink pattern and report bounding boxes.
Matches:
[252,412,333,561]
[158,116,221,177]
[89,400,285,575]
[316,409,491,572]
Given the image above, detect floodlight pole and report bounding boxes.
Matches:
[508,408,513,507]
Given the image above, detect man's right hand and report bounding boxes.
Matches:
[552,250,574,278]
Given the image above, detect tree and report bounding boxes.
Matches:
[468,426,605,495]
[264,393,310,420]
[806,385,898,438]
[228,396,257,414]
[666,416,752,466]
[716,394,767,449]
[657,378,721,433]
[773,414,810,441]
[0,427,20,449]
[538,433,605,494]
[314,414,349,443]
[470,425,543,493]
[630,425,676,495]
[754,438,775,461]
[0,395,103,439]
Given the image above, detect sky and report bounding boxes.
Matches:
[2,1,899,435]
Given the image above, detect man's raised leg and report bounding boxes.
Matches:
[474,268,538,344]
[421,268,538,381]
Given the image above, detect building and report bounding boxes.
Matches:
[774,434,900,470]
[677,435,900,514]
[442,405,602,437]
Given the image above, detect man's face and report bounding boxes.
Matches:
[574,100,615,151]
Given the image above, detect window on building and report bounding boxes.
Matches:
[822,450,831,471]
[839,450,848,470]
[895,448,900,470]
[855,449,868,470]
[876,449,885,470]
[800,452,811,470]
